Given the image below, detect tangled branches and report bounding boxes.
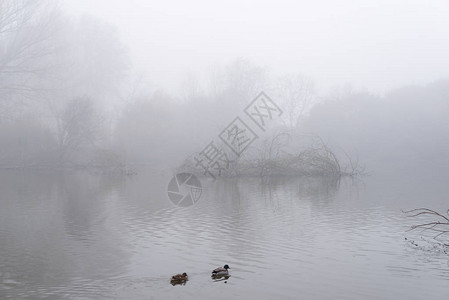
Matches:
[404,208,449,246]
[179,132,366,178]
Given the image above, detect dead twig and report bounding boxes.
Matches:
[403,208,449,246]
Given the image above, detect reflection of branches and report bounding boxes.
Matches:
[404,208,449,245]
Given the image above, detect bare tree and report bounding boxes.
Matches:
[340,149,368,176]
[209,58,268,100]
[180,71,203,101]
[229,133,343,177]
[0,0,59,99]
[275,74,315,129]
[56,97,102,166]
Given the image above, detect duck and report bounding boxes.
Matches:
[211,264,230,276]
[170,273,188,285]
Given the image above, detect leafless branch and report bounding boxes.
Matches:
[404,208,449,245]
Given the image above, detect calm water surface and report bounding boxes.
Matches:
[0,170,448,299]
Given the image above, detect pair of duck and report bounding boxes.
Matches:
[170,265,230,285]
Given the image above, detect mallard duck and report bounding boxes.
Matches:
[170,273,188,285]
[211,264,230,276]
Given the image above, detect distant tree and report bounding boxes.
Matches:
[208,59,268,100]
[114,92,178,165]
[56,97,101,165]
[180,71,203,101]
[201,59,270,128]
[0,0,59,105]
[43,14,129,150]
[0,116,55,167]
[58,14,129,100]
[275,74,315,128]
[0,1,130,168]
[301,79,449,172]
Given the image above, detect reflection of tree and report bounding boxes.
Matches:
[205,175,341,258]
[0,171,70,296]
[57,172,131,283]
[209,177,242,214]
[297,176,340,201]
[0,171,129,298]
[258,175,341,206]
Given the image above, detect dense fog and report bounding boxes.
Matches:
[1,0,448,176]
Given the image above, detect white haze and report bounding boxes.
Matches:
[65,0,449,95]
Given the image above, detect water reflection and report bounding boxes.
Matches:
[0,171,130,299]
[0,170,448,299]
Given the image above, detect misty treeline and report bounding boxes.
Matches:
[1,0,448,175]
[0,0,127,171]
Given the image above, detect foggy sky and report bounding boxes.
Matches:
[64,0,449,95]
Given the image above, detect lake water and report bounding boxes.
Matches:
[0,170,448,299]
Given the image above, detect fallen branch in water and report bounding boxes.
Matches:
[403,208,449,246]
